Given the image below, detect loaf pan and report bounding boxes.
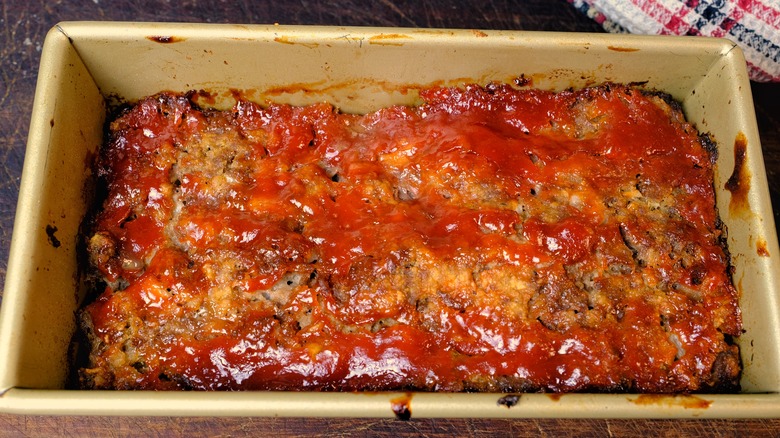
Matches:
[0,22,778,418]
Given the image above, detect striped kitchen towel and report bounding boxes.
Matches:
[569,0,780,82]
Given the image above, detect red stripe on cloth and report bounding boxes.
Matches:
[728,4,746,26]
[710,27,726,38]
[748,59,780,82]
[665,14,693,35]
[737,0,780,29]
[628,0,676,34]
[720,16,738,33]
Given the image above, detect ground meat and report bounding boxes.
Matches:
[77,83,741,393]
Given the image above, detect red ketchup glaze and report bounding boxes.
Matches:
[84,84,741,393]
[523,218,595,264]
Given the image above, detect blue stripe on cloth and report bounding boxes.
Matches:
[691,1,780,64]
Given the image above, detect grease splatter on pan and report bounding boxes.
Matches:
[631,394,712,409]
[391,393,413,420]
[147,36,185,44]
[46,224,61,248]
[725,132,751,218]
[497,394,521,408]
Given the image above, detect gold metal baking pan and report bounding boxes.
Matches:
[0,22,778,418]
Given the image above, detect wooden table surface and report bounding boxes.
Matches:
[1,1,778,436]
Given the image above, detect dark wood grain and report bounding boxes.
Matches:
[1,0,778,435]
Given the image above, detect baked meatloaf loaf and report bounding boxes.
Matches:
[77,83,741,392]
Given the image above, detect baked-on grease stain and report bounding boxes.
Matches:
[607,45,640,52]
[46,224,61,248]
[390,393,413,420]
[513,74,532,87]
[546,393,564,402]
[368,33,412,46]
[147,36,184,44]
[632,394,712,409]
[757,238,770,257]
[724,132,751,217]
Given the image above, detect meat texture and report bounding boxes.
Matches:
[78,83,741,393]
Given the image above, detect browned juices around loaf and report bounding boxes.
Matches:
[78,83,741,392]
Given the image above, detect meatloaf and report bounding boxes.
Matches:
[77,83,742,392]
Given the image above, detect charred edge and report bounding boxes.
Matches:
[699,132,718,164]
[700,348,742,393]
[513,74,532,87]
[186,90,217,109]
[67,313,92,389]
[627,80,649,88]
[485,81,500,94]
[104,93,132,114]
[78,95,123,299]
[497,394,521,408]
[69,309,97,389]
[76,150,99,302]
[105,97,136,125]
[642,89,685,116]
[713,214,736,280]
